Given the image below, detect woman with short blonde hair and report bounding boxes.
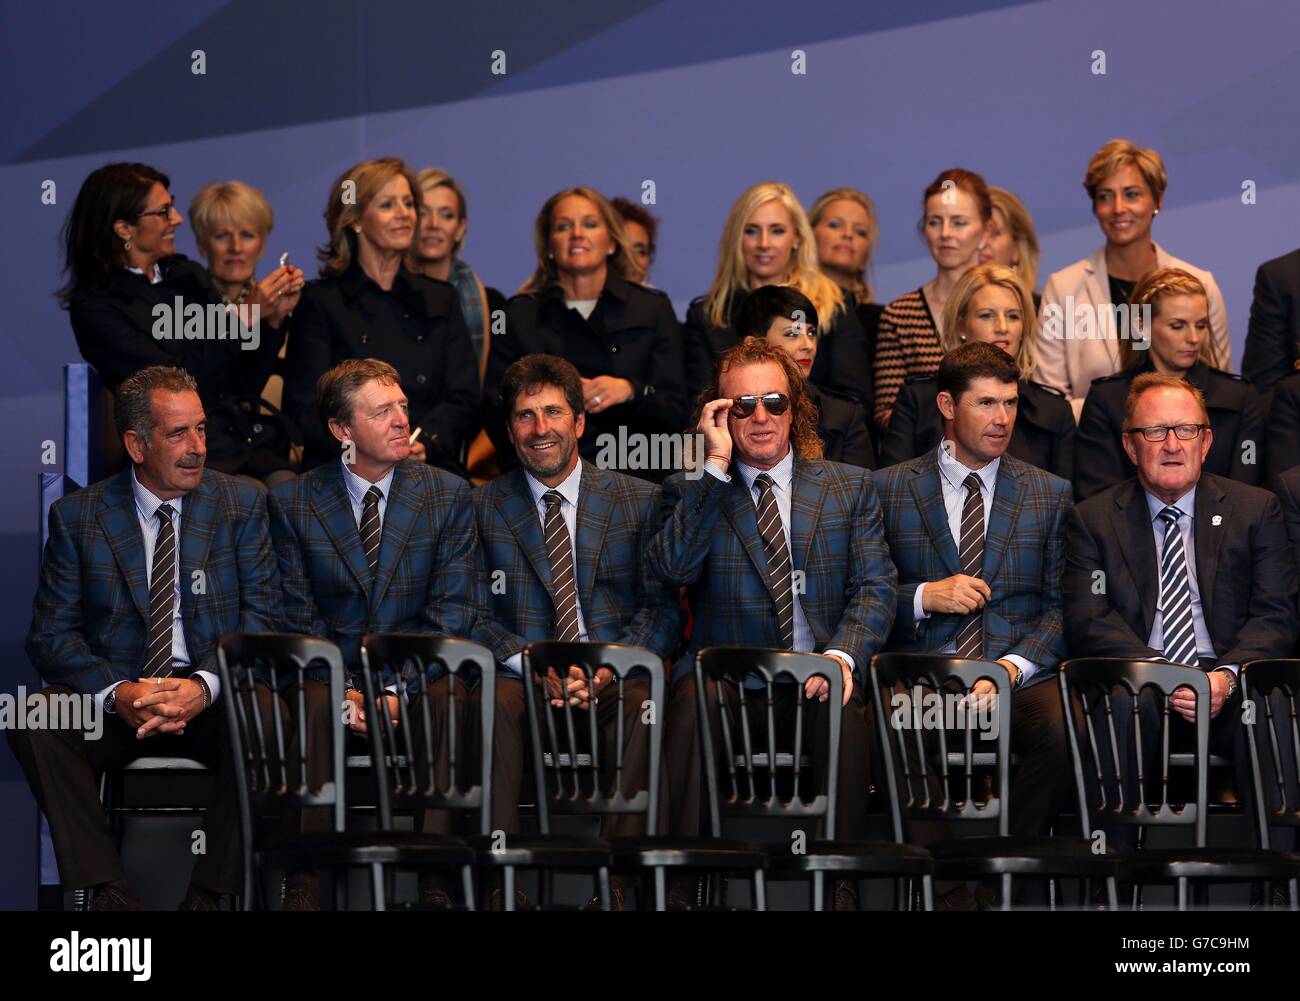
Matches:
[683,182,870,411]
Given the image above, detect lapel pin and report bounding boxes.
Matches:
[1211,515,1222,526]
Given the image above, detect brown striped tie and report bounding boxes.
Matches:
[360,485,383,576]
[754,473,795,649]
[955,472,985,658]
[543,490,582,642]
[142,505,177,678]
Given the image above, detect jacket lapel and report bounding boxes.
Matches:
[178,475,217,633]
[722,472,776,602]
[97,469,150,622]
[789,458,826,573]
[1113,480,1159,637]
[1193,476,1228,628]
[310,461,373,599]
[1083,246,1120,368]
[574,464,613,613]
[496,468,552,589]
[370,462,420,611]
[909,451,960,575]
[981,458,1026,584]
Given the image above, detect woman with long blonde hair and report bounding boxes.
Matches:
[879,263,1075,480]
[1074,267,1261,499]
[682,182,870,411]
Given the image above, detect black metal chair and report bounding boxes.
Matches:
[218,632,474,910]
[872,653,1120,910]
[697,647,934,910]
[1061,657,1300,910]
[522,641,769,910]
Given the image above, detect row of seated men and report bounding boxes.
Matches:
[10,334,1300,912]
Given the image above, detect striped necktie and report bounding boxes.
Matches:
[143,505,177,678]
[360,485,383,576]
[1158,506,1198,666]
[543,490,582,642]
[955,473,985,658]
[754,473,795,649]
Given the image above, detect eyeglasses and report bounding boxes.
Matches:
[730,393,790,419]
[1127,423,1208,442]
[138,201,178,220]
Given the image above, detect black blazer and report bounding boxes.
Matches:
[1264,369,1300,481]
[682,290,872,409]
[1074,362,1264,501]
[282,262,479,472]
[1242,247,1300,401]
[485,275,688,480]
[877,376,1075,480]
[1064,474,1298,667]
[808,383,874,468]
[69,254,289,474]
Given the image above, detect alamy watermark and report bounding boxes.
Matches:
[594,428,706,479]
[889,684,1000,740]
[0,687,102,739]
[1040,297,1151,351]
[151,298,262,351]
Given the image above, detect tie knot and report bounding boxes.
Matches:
[364,485,382,506]
[1159,505,1183,526]
[543,489,564,511]
[754,473,774,494]
[964,472,982,495]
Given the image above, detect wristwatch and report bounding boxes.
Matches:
[1213,668,1238,700]
[103,686,119,715]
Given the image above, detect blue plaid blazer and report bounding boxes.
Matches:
[871,449,1072,685]
[26,467,279,693]
[646,457,897,680]
[471,463,681,666]
[267,458,480,674]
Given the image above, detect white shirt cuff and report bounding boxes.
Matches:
[913,583,930,621]
[194,670,221,704]
[504,652,523,676]
[823,649,855,676]
[704,460,730,482]
[1002,654,1036,687]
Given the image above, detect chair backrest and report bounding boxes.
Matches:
[695,646,841,838]
[521,641,665,835]
[359,633,495,836]
[64,363,126,488]
[217,633,349,842]
[870,653,1012,836]
[1059,657,1210,845]
[1241,659,1300,847]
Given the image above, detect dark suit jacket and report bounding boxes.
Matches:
[485,276,688,480]
[69,255,288,473]
[878,377,1074,481]
[470,463,681,665]
[1242,247,1300,400]
[682,291,872,409]
[1267,464,1300,628]
[267,459,480,676]
[871,451,1072,686]
[1063,474,1297,667]
[1074,362,1264,501]
[1264,370,1300,481]
[645,456,897,679]
[809,383,874,468]
[26,467,280,693]
[282,262,479,472]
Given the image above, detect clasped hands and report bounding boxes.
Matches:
[115,678,208,740]
[545,665,615,710]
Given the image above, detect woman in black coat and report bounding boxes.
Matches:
[484,186,687,480]
[732,284,874,468]
[880,263,1074,479]
[1075,267,1264,500]
[62,163,303,481]
[282,157,479,473]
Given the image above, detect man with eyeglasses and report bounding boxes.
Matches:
[1064,372,1297,864]
[647,339,897,909]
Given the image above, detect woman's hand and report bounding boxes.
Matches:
[249,264,305,329]
[581,376,634,414]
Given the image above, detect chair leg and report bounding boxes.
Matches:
[370,863,386,912]
[1289,878,1298,911]
[1176,876,1189,911]
[461,865,476,911]
[1105,876,1118,911]
[653,867,667,912]
[920,874,934,911]
[812,871,825,911]
[1001,873,1012,911]
[334,871,347,912]
[752,870,767,912]
[504,866,517,911]
[597,866,612,911]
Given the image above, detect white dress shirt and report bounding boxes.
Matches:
[503,459,589,675]
[341,459,395,527]
[912,442,1038,685]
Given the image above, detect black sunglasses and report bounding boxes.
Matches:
[730,393,790,419]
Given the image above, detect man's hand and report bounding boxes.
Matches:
[697,398,734,472]
[125,678,207,739]
[580,376,635,414]
[921,574,991,615]
[968,661,1018,710]
[806,654,853,706]
[344,689,401,735]
[1171,672,1231,722]
[546,665,597,710]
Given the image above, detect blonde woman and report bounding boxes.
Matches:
[1035,139,1230,419]
[483,185,686,481]
[283,156,479,472]
[979,187,1041,303]
[879,264,1074,480]
[683,182,870,409]
[1074,267,1261,499]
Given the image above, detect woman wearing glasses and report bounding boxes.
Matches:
[1074,268,1262,500]
[61,163,303,484]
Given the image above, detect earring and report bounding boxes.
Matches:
[123,239,132,251]
[792,242,799,251]
[353,226,361,234]
[1153,208,1159,216]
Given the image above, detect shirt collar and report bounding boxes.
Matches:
[1145,484,1197,523]
[736,447,794,496]
[525,458,583,511]
[341,459,396,509]
[937,440,1000,497]
[125,263,163,284]
[130,465,183,521]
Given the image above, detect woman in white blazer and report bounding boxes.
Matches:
[1034,139,1230,419]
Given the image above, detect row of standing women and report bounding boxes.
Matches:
[57,138,1298,495]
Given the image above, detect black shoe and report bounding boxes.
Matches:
[665,876,695,910]
[832,880,859,911]
[89,881,143,912]
[417,872,454,909]
[586,877,625,911]
[1250,884,1290,910]
[177,884,222,911]
[280,886,320,911]
[489,887,529,911]
[934,884,979,912]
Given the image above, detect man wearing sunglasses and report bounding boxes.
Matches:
[648,340,897,909]
[1064,372,1297,864]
